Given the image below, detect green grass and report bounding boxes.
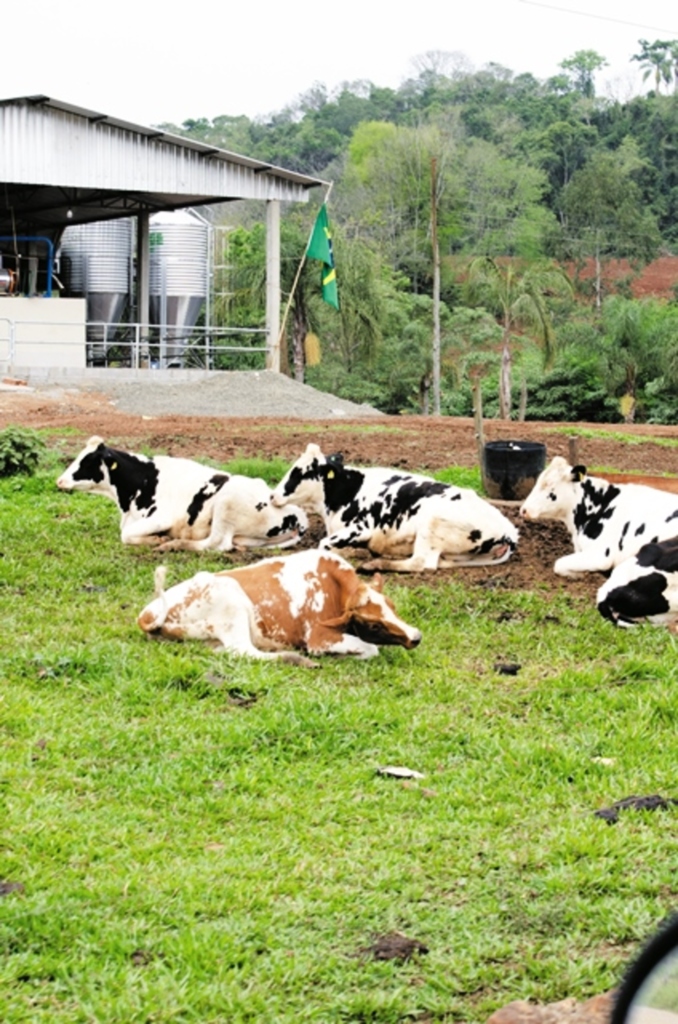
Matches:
[1,462,678,1023]
[222,455,295,487]
[548,426,678,449]
[432,465,483,490]
[245,423,406,437]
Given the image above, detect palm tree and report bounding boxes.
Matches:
[600,296,659,423]
[669,41,678,93]
[223,220,329,381]
[632,40,673,94]
[330,234,384,374]
[464,257,572,420]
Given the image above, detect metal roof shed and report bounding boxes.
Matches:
[0,95,327,370]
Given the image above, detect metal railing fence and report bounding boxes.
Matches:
[0,319,270,370]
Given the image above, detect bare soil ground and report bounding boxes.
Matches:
[574,255,678,300]
[5,381,678,603]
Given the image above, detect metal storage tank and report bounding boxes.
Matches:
[149,210,209,367]
[60,218,133,363]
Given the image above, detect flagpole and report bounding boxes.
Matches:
[277,183,334,361]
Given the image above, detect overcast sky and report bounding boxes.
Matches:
[3,1,678,129]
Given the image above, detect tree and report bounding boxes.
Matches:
[521,119,598,212]
[463,257,572,419]
[409,50,468,86]
[341,118,463,293]
[559,50,608,98]
[326,233,384,373]
[632,40,673,94]
[459,138,558,256]
[600,296,662,421]
[560,141,661,307]
[217,220,318,379]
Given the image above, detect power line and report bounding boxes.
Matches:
[518,1,678,34]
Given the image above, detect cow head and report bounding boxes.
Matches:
[271,443,332,512]
[321,575,422,649]
[57,436,114,494]
[519,456,586,522]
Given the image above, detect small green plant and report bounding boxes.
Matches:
[0,425,46,476]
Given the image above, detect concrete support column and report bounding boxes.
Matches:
[265,199,281,372]
[137,211,150,368]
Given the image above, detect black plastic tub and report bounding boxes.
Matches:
[482,440,546,501]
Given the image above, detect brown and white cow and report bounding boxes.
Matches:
[137,549,422,661]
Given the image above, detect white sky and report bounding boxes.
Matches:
[2,0,678,129]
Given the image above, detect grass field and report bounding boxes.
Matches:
[1,447,677,1023]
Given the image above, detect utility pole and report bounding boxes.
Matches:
[431,157,441,415]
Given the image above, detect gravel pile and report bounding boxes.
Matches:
[101,370,384,419]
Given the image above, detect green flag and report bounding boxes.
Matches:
[306,204,339,310]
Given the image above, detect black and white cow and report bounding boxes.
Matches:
[520,456,678,576]
[597,537,678,629]
[57,436,307,551]
[270,443,518,572]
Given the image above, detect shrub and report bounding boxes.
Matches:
[525,364,620,422]
[0,426,46,476]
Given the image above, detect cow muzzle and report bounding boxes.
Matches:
[403,629,422,649]
[351,619,422,649]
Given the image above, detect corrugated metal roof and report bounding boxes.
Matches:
[0,95,328,236]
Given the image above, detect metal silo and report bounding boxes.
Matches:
[149,210,209,367]
[60,218,133,363]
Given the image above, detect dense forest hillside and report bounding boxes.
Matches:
[161,45,678,424]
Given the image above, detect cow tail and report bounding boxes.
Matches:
[138,565,170,632]
[154,565,167,597]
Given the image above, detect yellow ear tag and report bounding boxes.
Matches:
[327,469,334,479]
[110,461,117,470]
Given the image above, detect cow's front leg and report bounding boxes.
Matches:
[120,509,178,544]
[121,519,173,547]
[319,527,371,553]
[156,528,234,553]
[305,624,379,658]
[362,532,441,573]
[553,548,612,577]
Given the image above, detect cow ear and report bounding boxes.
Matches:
[326,452,344,469]
[371,573,384,592]
[319,611,351,629]
[572,464,587,482]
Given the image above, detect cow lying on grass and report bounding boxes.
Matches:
[520,456,678,577]
[57,436,307,552]
[597,537,678,629]
[270,444,518,573]
[137,549,422,660]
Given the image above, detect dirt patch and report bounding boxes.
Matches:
[5,383,678,474]
[571,255,678,300]
[5,379,678,599]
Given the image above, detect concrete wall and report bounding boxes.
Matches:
[0,297,86,372]
[10,366,220,385]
